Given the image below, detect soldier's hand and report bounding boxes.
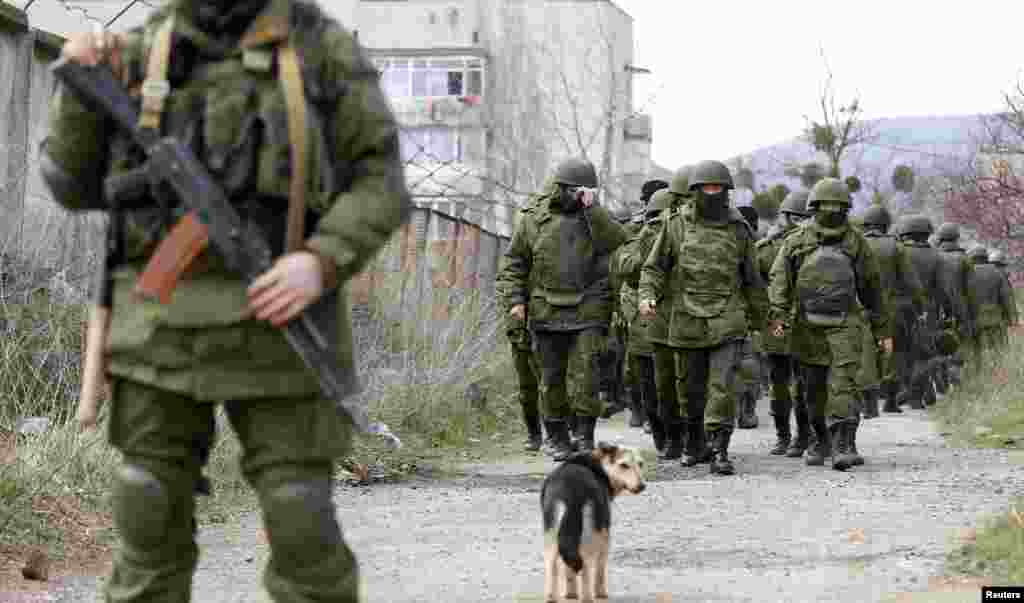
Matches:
[246,251,326,328]
[509,304,526,321]
[639,299,656,318]
[61,27,122,68]
[878,337,894,355]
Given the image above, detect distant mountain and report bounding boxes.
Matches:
[729,114,990,214]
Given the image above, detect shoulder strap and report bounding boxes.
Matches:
[138,16,175,131]
[277,44,308,253]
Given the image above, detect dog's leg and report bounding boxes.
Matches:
[594,529,610,600]
[563,558,578,600]
[578,557,594,603]
[544,539,558,603]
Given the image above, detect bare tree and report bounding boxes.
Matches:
[802,49,877,179]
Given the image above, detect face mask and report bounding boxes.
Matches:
[559,187,581,213]
[695,190,729,221]
[814,211,847,229]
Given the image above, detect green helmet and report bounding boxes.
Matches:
[989,249,1007,266]
[553,158,598,188]
[647,189,674,215]
[687,160,734,191]
[936,222,960,242]
[968,245,989,262]
[779,190,810,217]
[669,166,693,195]
[861,205,892,228]
[807,177,852,209]
[896,214,934,237]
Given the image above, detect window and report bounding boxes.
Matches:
[400,127,460,162]
[375,56,485,99]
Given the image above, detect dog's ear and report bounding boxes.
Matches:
[596,441,618,457]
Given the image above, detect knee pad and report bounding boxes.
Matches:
[112,462,178,552]
[257,469,342,571]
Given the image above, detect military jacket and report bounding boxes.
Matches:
[638,207,767,349]
[755,223,796,354]
[769,223,891,342]
[615,210,673,346]
[967,262,1018,328]
[936,244,977,336]
[901,241,944,316]
[863,231,925,313]
[42,0,411,400]
[496,184,551,342]
[499,192,629,332]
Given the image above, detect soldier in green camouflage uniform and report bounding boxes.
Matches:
[496,180,557,452]
[499,158,629,460]
[735,206,763,430]
[935,223,976,385]
[756,190,810,456]
[859,206,925,411]
[895,215,945,407]
[613,186,672,452]
[966,246,1018,355]
[639,160,768,475]
[41,1,411,600]
[769,179,891,471]
[604,205,643,425]
[988,250,1015,348]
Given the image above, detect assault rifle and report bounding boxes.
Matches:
[53,57,402,449]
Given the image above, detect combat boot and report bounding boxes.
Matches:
[804,417,831,466]
[831,421,857,471]
[769,398,792,455]
[576,416,597,452]
[659,422,685,461]
[709,429,735,475]
[849,417,864,466]
[567,416,581,452]
[785,402,810,458]
[681,421,714,466]
[649,417,666,455]
[543,419,574,461]
[522,412,543,452]
[737,392,759,429]
[861,389,880,419]
[629,388,646,428]
[923,379,937,406]
[881,382,902,413]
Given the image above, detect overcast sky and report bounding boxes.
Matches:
[615,0,1024,169]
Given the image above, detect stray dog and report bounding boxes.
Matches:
[541,442,646,602]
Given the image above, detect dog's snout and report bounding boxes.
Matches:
[634,483,646,493]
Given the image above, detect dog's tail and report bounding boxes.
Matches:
[557,501,590,573]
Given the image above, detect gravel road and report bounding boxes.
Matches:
[35,403,1024,602]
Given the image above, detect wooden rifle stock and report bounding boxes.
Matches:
[134,211,210,303]
[76,304,110,428]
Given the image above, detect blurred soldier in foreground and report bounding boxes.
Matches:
[500,158,628,460]
[769,179,891,471]
[41,3,412,600]
[640,160,767,475]
[756,190,810,455]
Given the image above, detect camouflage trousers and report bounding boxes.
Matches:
[674,341,744,431]
[533,328,607,418]
[887,305,925,401]
[508,328,540,419]
[652,342,680,425]
[103,378,358,603]
[795,324,862,425]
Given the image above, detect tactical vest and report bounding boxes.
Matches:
[796,244,856,326]
[111,3,337,264]
[675,218,741,318]
[530,207,605,307]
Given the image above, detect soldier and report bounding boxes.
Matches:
[639,160,768,475]
[496,180,556,452]
[895,215,945,407]
[756,190,811,456]
[989,249,1013,289]
[735,205,763,430]
[769,179,891,471]
[966,246,1018,355]
[613,186,672,452]
[859,205,925,411]
[41,3,411,600]
[935,223,976,383]
[500,158,629,460]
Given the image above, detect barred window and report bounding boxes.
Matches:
[375,57,485,99]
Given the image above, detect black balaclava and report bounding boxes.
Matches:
[813,201,848,229]
[694,188,729,222]
[186,0,270,37]
[558,185,581,213]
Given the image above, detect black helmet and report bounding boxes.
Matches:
[896,214,934,237]
[936,222,960,243]
[553,158,598,188]
[688,160,734,191]
[779,190,810,217]
[641,179,669,204]
[862,205,892,229]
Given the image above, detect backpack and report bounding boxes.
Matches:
[795,243,857,327]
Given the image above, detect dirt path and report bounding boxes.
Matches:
[25,403,1024,602]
